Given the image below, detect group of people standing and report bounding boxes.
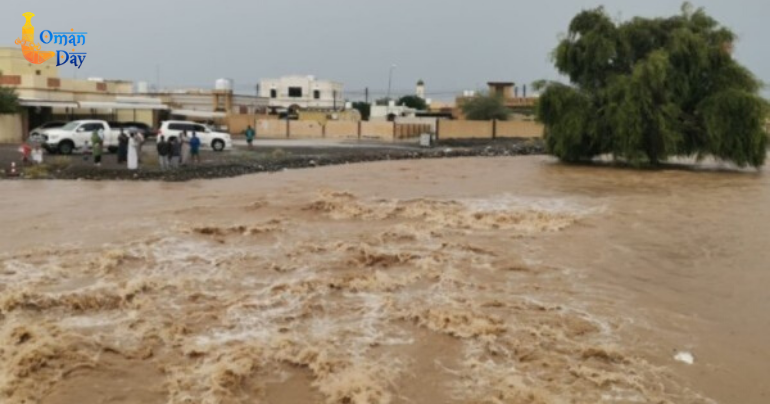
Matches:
[91,129,141,168]
[115,129,143,170]
[87,129,201,170]
[156,131,201,170]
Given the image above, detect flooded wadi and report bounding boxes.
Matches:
[0,156,768,404]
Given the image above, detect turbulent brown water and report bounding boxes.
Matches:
[0,156,768,404]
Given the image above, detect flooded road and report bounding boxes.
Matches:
[0,156,767,404]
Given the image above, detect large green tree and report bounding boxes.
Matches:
[0,71,20,114]
[461,93,510,121]
[537,3,768,167]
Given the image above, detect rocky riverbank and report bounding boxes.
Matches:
[2,139,545,182]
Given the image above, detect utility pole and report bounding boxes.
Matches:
[387,64,397,102]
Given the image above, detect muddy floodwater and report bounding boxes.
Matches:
[0,156,768,404]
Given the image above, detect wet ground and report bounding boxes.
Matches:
[0,138,544,181]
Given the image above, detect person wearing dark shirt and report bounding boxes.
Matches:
[117,129,129,163]
[156,136,170,170]
[169,137,182,168]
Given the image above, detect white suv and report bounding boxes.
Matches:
[158,121,232,152]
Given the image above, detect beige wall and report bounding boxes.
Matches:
[116,110,154,127]
[325,121,358,139]
[395,117,437,132]
[257,119,288,138]
[361,122,394,140]
[289,121,324,139]
[228,114,264,135]
[0,48,59,77]
[438,120,493,139]
[496,121,544,138]
[0,114,23,144]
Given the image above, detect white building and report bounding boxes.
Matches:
[259,75,344,110]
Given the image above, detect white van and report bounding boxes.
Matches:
[158,121,232,152]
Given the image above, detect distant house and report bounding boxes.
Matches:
[455,82,539,119]
[259,75,344,111]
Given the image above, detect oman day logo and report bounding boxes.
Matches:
[15,12,88,69]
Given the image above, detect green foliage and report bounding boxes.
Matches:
[351,102,371,120]
[397,95,427,111]
[537,3,768,167]
[461,93,511,121]
[0,86,20,115]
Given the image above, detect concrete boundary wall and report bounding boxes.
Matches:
[495,121,544,138]
[288,121,324,139]
[438,120,493,139]
[257,119,287,138]
[252,118,545,141]
[0,114,23,144]
[325,121,359,139]
[361,122,394,140]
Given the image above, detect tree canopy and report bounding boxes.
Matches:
[397,95,428,111]
[461,93,510,121]
[536,3,768,167]
[0,72,20,115]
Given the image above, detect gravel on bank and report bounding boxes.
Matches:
[2,139,545,182]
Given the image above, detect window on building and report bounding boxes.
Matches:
[270,89,277,98]
[313,90,321,100]
[288,87,303,98]
[35,70,41,76]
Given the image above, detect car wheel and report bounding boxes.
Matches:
[58,141,74,155]
[212,139,225,152]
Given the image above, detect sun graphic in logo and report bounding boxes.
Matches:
[18,12,55,64]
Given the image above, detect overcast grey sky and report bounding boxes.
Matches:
[3,0,769,99]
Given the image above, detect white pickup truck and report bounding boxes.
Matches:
[42,120,121,155]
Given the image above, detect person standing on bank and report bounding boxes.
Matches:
[180,131,191,165]
[156,136,170,170]
[245,125,255,148]
[189,132,201,164]
[91,129,103,167]
[169,137,181,168]
[134,131,145,163]
[127,133,138,170]
[117,129,129,163]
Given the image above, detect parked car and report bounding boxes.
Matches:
[42,120,121,155]
[28,121,68,143]
[109,121,156,141]
[158,121,232,151]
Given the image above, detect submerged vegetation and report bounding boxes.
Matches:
[536,3,768,167]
